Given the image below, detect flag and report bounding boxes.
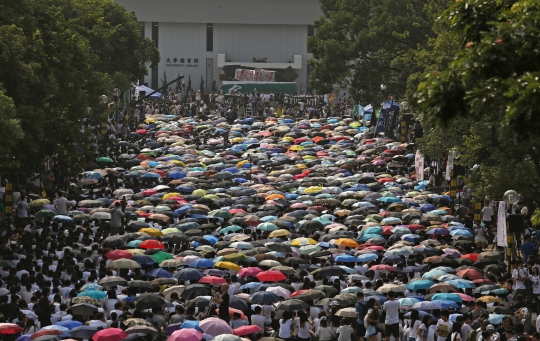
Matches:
[497,202,508,247]
[415,151,425,181]
[375,108,387,133]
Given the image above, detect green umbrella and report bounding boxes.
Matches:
[209,210,232,220]
[36,209,56,219]
[96,157,113,163]
[297,245,322,255]
[222,253,248,263]
[152,251,174,264]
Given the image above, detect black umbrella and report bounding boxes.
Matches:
[134,293,166,309]
[230,297,249,311]
[71,303,98,316]
[283,257,309,266]
[319,266,346,277]
[185,296,210,308]
[174,268,203,281]
[71,326,99,339]
[295,290,326,301]
[181,284,210,300]
[298,220,324,233]
[277,299,310,311]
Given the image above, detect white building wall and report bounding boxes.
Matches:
[144,22,312,93]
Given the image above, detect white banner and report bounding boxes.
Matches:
[497,201,508,247]
[445,153,454,181]
[415,151,424,181]
[234,69,275,82]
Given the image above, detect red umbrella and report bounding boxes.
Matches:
[456,293,475,302]
[233,325,263,336]
[228,209,246,215]
[153,170,166,177]
[461,253,479,261]
[368,264,397,272]
[199,276,227,285]
[243,215,261,227]
[407,224,426,231]
[237,267,263,277]
[457,269,483,280]
[382,226,395,235]
[289,290,308,298]
[256,270,287,282]
[29,330,62,340]
[0,323,23,335]
[136,154,153,160]
[215,308,246,320]
[136,129,147,135]
[92,328,128,341]
[473,278,493,284]
[105,250,133,260]
[137,212,151,218]
[365,246,385,251]
[258,131,273,137]
[141,189,158,197]
[139,240,165,250]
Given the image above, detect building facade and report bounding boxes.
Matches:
[115,0,322,94]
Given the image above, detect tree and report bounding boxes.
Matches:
[307,0,450,105]
[0,0,159,176]
[0,87,24,169]
[199,75,205,93]
[161,71,168,97]
[415,0,540,141]
[186,75,192,95]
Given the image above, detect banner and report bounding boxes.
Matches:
[222,82,296,94]
[282,94,319,107]
[375,109,387,133]
[497,201,508,247]
[445,153,454,181]
[415,151,425,181]
[224,95,237,106]
[234,69,275,82]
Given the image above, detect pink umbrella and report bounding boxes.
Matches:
[442,248,461,258]
[142,189,158,197]
[456,293,475,302]
[92,328,128,341]
[181,256,200,265]
[199,317,233,337]
[168,329,203,341]
[233,325,262,336]
[105,250,133,260]
[237,267,263,277]
[199,276,227,285]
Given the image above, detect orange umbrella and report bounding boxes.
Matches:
[215,308,246,319]
[265,194,285,200]
[334,238,359,248]
[461,253,479,261]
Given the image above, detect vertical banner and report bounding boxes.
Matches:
[445,153,454,181]
[497,201,508,247]
[375,109,387,133]
[415,151,425,181]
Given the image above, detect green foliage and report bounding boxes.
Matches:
[0,0,159,175]
[532,208,540,227]
[307,0,450,104]
[416,0,540,140]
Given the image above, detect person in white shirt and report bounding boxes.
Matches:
[54,192,70,215]
[435,310,453,341]
[481,202,494,229]
[278,311,294,340]
[86,312,107,329]
[383,291,401,341]
[251,306,265,332]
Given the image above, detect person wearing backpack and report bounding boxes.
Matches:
[364,298,380,341]
[447,323,463,341]
[356,292,368,341]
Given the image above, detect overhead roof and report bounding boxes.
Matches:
[116,0,322,25]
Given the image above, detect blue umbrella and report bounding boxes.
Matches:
[126,240,143,248]
[174,268,203,281]
[16,335,30,341]
[54,320,83,330]
[359,233,381,242]
[488,314,505,325]
[250,291,280,303]
[189,259,215,268]
[202,235,218,245]
[432,299,460,309]
[404,310,435,320]
[406,280,435,290]
[81,283,101,291]
[146,268,173,278]
[422,270,448,279]
[381,255,403,264]
[335,255,359,263]
[432,293,462,303]
[450,230,473,237]
[168,172,186,179]
[180,320,201,331]
[142,172,161,178]
[401,234,422,243]
[77,291,106,299]
[53,215,74,223]
[357,254,379,262]
[219,225,243,234]
[240,282,262,290]
[363,226,383,235]
[448,279,476,289]
[398,297,420,307]
[41,325,71,337]
[132,255,156,265]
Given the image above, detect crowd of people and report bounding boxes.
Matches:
[0,91,539,341]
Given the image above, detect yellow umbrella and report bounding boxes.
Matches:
[215,261,241,270]
[163,193,182,200]
[296,164,307,169]
[282,137,294,141]
[289,145,303,151]
[269,229,291,238]
[304,186,323,194]
[138,228,163,237]
[168,160,185,166]
[302,155,315,160]
[291,238,317,246]
[237,160,248,167]
[127,249,145,255]
[145,118,156,123]
[476,296,499,303]
[162,228,180,235]
[203,194,219,200]
[192,189,207,197]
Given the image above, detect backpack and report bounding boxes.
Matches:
[467,329,478,341]
[356,301,367,322]
[446,332,459,341]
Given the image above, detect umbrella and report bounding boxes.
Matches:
[134,293,166,309]
[0,324,23,335]
[250,291,281,303]
[335,307,357,318]
[233,326,262,336]
[92,328,128,341]
[198,317,233,337]
[70,303,98,316]
[277,299,309,311]
[256,270,287,282]
[168,329,203,341]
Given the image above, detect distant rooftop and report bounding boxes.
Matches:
[116,0,322,25]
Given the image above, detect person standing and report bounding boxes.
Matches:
[383,291,401,341]
[213,284,230,324]
[435,310,453,341]
[54,192,69,215]
[481,202,494,229]
[109,202,124,235]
